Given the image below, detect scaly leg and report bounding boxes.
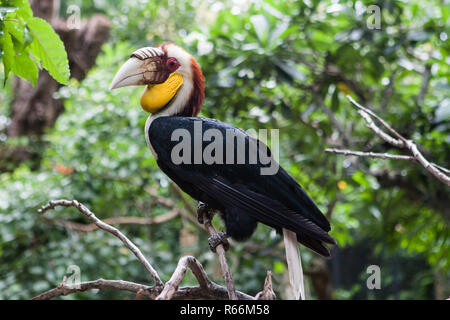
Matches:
[197,202,229,252]
[197,201,213,225]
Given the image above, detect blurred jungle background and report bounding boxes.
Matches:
[0,0,449,299]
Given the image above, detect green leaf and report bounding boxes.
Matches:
[0,6,17,21]
[25,17,70,85]
[250,14,269,46]
[271,57,306,83]
[3,0,32,18]
[13,51,38,85]
[268,21,289,49]
[273,261,285,274]
[4,18,24,43]
[331,86,340,111]
[280,99,292,118]
[1,29,14,79]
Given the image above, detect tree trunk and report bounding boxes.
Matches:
[6,0,111,137]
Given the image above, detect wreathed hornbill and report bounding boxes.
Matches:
[110,43,336,299]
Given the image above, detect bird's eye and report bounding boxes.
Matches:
[166,58,180,72]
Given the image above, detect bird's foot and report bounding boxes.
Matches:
[197,202,229,252]
[197,201,213,224]
[208,231,229,253]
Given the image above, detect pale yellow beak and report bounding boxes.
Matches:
[110,58,147,90]
[110,47,184,114]
[109,47,169,90]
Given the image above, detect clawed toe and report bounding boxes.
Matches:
[197,201,213,224]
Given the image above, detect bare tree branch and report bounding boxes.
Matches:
[405,140,450,185]
[32,277,254,300]
[326,149,415,161]
[36,199,265,300]
[145,186,179,208]
[327,97,450,186]
[171,286,252,300]
[152,183,205,228]
[347,95,407,144]
[38,200,164,288]
[157,256,208,300]
[326,149,450,176]
[255,271,276,300]
[356,109,405,148]
[32,278,158,300]
[41,209,180,232]
[431,164,450,175]
[156,255,252,300]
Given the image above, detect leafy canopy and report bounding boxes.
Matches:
[0,0,70,85]
[0,0,449,300]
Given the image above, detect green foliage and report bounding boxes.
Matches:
[0,0,449,300]
[0,0,69,85]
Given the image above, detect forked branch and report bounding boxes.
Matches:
[326,96,450,186]
[36,199,273,300]
[38,200,163,288]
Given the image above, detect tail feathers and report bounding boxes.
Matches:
[296,231,331,258]
[291,213,336,246]
[283,228,305,300]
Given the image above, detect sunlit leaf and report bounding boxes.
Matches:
[26,17,70,85]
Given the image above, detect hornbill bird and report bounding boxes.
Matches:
[110,43,336,299]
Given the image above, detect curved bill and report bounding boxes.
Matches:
[109,47,169,90]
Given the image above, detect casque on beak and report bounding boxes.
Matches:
[109,46,184,114]
[109,47,170,91]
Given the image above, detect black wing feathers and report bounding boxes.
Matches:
[149,117,335,256]
[198,177,335,245]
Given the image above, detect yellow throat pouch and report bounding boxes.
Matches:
[140,73,184,113]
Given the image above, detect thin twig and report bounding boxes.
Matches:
[346,95,407,143]
[144,186,179,208]
[356,110,405,148]
[332,97,450,186]
[169,184,206,228]
[326,149,450,175]
[325,149,415,161]
[433,164,450,175]
[41,185,200,233]
[203,212,238,300]
[41,209,180,232]
[38,200,164,288]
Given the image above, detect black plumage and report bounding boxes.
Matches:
[149,116,336,257]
